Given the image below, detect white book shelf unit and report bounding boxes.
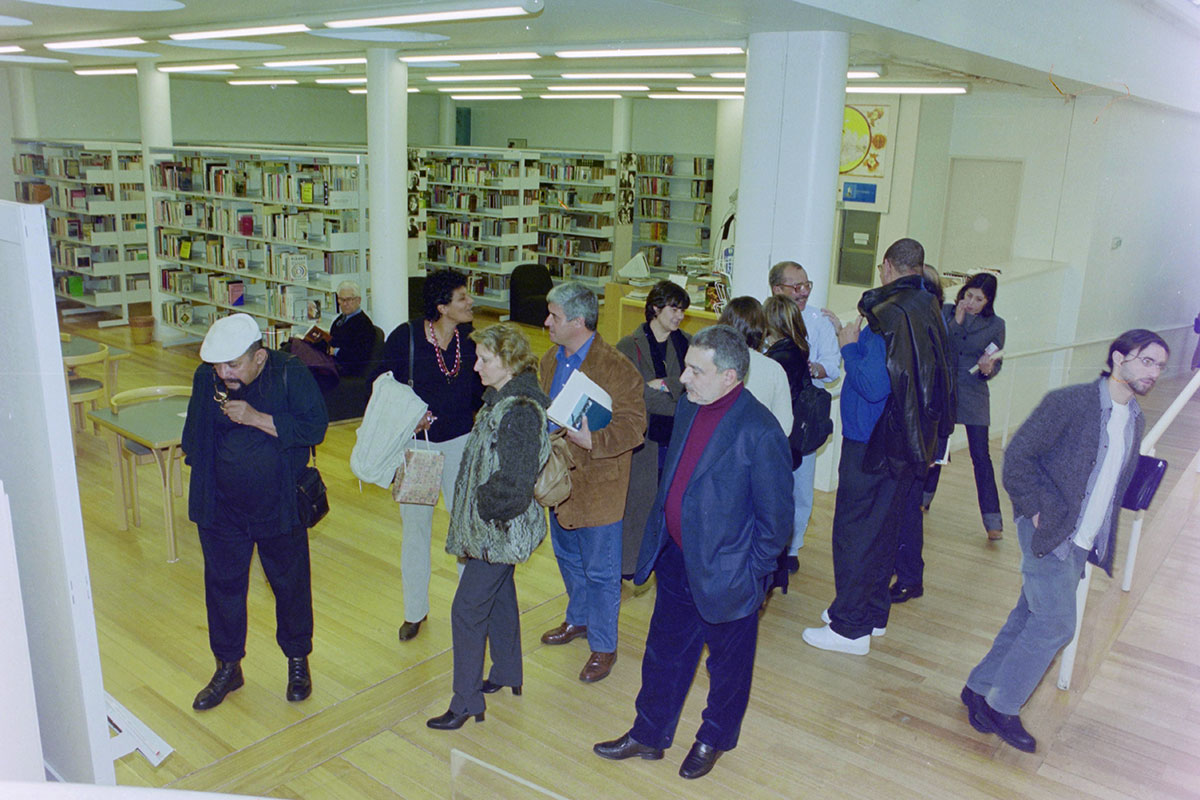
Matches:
[632,152,714,271]
[12,139,151,327]
[148,146,369,347]
[419,146,540,310]
[537,151,619,291]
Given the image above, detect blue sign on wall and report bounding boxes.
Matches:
[842,182,877,203]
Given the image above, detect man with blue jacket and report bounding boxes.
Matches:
[592,324,793,780]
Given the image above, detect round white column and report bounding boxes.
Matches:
[8,68,38,139]
[611,97,632,152]
[136,62,172,147]
[732,31,848,311]
[439,94,456,146]
[367,48,409,333]
[711,98,744,249]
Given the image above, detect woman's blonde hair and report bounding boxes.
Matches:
[762,295,809,355]
[470,322,538,375]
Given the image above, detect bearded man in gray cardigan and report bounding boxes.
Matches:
[961,329,1169,753]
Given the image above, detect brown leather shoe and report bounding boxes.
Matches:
[541,622,588,645]
[987,529,1004,541]
[579,651,616,682]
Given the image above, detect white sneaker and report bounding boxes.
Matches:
[822,607,885,636]
[803,624,870,655]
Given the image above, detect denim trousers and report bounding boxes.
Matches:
[788,452,816,554]
[549,513,623,653]
[966,517,1087,714]
[922,424,1003,531]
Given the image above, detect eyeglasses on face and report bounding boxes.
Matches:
[1129,355,1167,370]
[779,281,813,292]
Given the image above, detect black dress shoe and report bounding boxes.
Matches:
[977,702,1036,753]
[286,656,312,702]
[426,708,484,730]
[889,583,924,603]
[593,733,664,761]
[679,741,723,779]
[397,616,426,642]
[481,680,522,695]
[193,659,243,711]
[785,555,800,574]
[960,686,995,734]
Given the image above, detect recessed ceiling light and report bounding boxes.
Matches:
[436,86,520,92]
[158,63,240,72]
[561,72,695,80]
[846,85,967,94]
[709,71,745,79]
[45,36,145,50]
[401,52,539,63]
[75,66,138,75]
[648,93,743,100]
[450,94,521,100]
[549,85,647,92]
[327,5,535,28]
[253,65,333,73]
[348,88,367,94]
[0,45,23,54]
[541,94,621,99]
[171,24,310,41]
[0,16,33,26]
[557,46,743,58]
[314,77,368,84]
[426,73,532,81]
[677,85,744,92]
[18,0,181,9]
[228,79,298,85]
[847,66,883,79]
[263,57,366,67]
[409,87,419,92]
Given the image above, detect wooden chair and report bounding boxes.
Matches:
[109,385,192,527]
[63,342,109,434]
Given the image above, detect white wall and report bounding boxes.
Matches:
[630,99,717,154]
[464,98,614,151]
[0,73,14,203]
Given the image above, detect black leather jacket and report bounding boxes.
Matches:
[859,273,956,477]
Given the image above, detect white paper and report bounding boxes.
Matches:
[617,251,650,279]
[547,369,613,431]
[667,274,688,288]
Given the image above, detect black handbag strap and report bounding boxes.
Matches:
[408,322,416,387]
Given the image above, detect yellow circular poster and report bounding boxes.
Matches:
[840,106,871,174]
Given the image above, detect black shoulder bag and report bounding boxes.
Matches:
[283,361,330,528]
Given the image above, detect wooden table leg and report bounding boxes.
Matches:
[107,431,129,531]
[154,444,179,563]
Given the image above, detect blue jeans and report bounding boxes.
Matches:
[966,517,1087,714]
[549,513,623,653]
[788,453,816,554]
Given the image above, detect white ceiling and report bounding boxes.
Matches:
[0,0,1115,97]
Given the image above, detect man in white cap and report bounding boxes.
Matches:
[181,313,328,711]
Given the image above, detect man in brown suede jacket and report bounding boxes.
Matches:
[538,281,647,683]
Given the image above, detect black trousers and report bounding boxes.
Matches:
[892,466,929,589]
[828,439,918,639]
[922,424,1002,529]
[198,523,313,662]
[450,558,522,716]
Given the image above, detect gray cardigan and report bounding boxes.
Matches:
[943,303,1005,426]
[1002,378,1143,575]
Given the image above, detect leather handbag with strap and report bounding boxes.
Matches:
[297,446,329,528]
[533,428,573,507]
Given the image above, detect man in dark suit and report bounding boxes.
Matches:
[592,324,793,780]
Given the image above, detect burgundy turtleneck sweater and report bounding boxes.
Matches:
[665,383,743,548]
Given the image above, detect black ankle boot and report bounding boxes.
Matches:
[286,656,312,702]
[193,659,243,711]
[426,707,484,730]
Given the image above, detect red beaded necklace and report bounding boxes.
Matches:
[426,319,462,382]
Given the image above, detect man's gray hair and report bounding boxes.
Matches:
[768,260,803,288]
[336,280,361,297]
[692,324,750,381]
[547,281,599,331]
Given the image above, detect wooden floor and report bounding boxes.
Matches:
[60,307,1200,800]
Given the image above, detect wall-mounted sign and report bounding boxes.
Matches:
[837,103,896,213]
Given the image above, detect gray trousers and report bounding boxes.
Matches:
[966,516,1087,714]
[450,558,522,716]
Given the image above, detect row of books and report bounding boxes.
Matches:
[540,161,613,183]
[157,231,360,278]
[156,198,359,239]
[562,259,613,279]
[636,177,671,197]
[50,184,109,209]
[56,273,116,296]
[537,233,612,257]
[49,216,117,239]
[161,300,219,329]
[427,158,533,185]
[636,199,671,219]
[429,216,523,240]
[539,188,616,210]
[154,158,359,199]
[466,272,510,297]
[429,186,538,211]
[689,179,713,199]
[426,240,531,268]
[636,154,674,175]
[637,224,709,246]
[538,212,613,232]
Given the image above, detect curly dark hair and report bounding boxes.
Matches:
[423,269,468,321]
[643,280,691,323]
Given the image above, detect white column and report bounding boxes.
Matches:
[732,31,848,311]
[136,63,172,147]
[367,48,409,333]
[439,94,456,146]
[611,97,632,152]
[8,68,37,139]
[711,98,743,249]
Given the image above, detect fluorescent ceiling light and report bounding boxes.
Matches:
[45,36,145,50]
[541,94,620,99]
[451,94,521,100]
[228,79,298,85]
[409,87,419,92]
[648,92,743,100]
[75,66,138,75]
[557,46,743,58]
[561,72,694,80]
[264,56,365,67]
[401,52,539,62]
[677,85,743,92]
[846,85,967,94]
[158,63,239,72]
[436,86,520,92]
[314,77,367,84]
[426,73,531,81]
[549,84,647,91]
[847,66,882,79]
[327,6,533,28]
[710,71,744,79]
[0,45,24,54]
[171,24,309,41]
[348,88,367,94]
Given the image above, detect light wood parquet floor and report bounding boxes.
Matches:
[59,305,1200,799]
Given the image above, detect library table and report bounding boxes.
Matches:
[61,337,131,394]
[87,396,189,563]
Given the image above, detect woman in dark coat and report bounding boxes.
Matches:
[922,272,1006,539]
[615,280,691,576]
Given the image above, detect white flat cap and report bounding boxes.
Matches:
[200,313,263,363]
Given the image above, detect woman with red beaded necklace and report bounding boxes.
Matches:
[382,270,484,643]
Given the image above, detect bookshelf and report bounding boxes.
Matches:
[537,151,619,292]
[12,139,151,327]
[420,146,540,310]
[632,152,714,271]
[147,146,369,346]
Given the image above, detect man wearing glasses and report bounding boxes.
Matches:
[961,329,1168,753]
[768,260,841,567]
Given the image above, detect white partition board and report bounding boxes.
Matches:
[0,200,114,784]
[0,480,44,781]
